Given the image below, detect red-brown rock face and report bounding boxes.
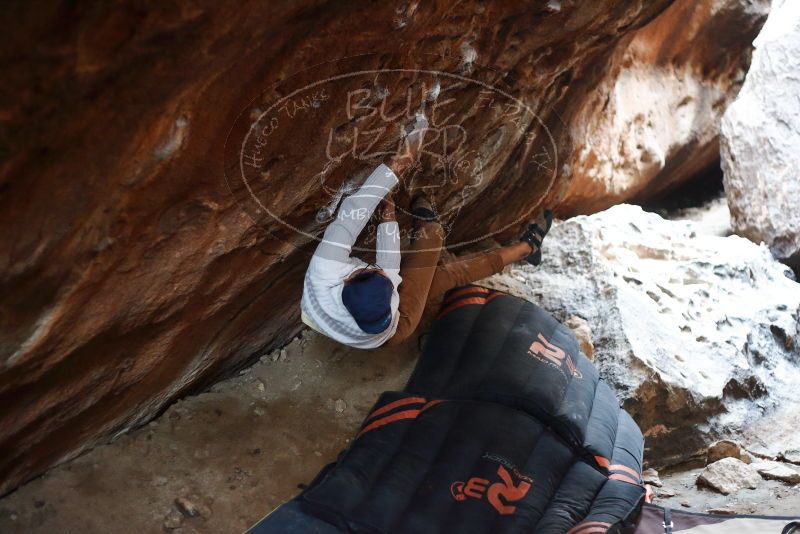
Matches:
[0,0,765,495]
[559,0,769,214]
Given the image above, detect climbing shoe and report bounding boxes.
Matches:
[520,208,553,266]
[411,195,438,222]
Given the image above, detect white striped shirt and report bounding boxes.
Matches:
[300,164,401,348]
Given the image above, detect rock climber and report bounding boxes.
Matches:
[300,122,552,349]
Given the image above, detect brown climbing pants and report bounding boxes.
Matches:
[386,221,505,346]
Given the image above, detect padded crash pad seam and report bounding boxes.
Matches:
[353,400,460,532]
[468,295,527,407]
[385,401,470,533]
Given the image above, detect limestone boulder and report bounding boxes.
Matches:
[752,460,800,484]
[697,458,761,495]
[707,440,751,464]
[486,204,800,466]
[721,0,800,270]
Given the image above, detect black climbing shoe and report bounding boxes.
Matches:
[520,209,553,266]
[411,195,438,222]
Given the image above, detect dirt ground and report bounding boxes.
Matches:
[0,330,419,534]
[654,465,800,515]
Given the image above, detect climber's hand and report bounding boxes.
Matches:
[389,114,428,174]
[380,197,396,222]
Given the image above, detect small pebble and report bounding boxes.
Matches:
[642,468,662,487]
[163,509,183,529]
[707,507,736,515]
[657,486,677,498]
[175,495,211,518]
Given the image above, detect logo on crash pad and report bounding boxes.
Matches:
[450,458,532,516]
[528,332,582,379]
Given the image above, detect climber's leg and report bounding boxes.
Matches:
[426,245,512,305]
[386,219,445,345]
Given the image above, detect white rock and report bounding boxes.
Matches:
[752,460,800,484]
[657,486,677,498]
[697,458,761,495]
[642,468,662,487]
[175,496,200,517]
[254,379,266,393]
[484,205,800,465]
[175,495,211,518]
[720,0,800,269]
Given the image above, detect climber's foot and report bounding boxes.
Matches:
[411,195,438,222]
[520,209,553,266]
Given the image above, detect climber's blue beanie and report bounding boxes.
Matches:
[342,270,393,334]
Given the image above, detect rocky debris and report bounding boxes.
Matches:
[752,461,800,484]
[565,316,594,359]
[656,486,676,498]
[174,496,211,519]
[707,440,751,464]
[642,468,663,487]
[697,458,761,495]
[270,349,288,363]
[486,204,800,466]
[646,462,798,514]
[781,449,800,465]
[163,508,184,530]
[0,0,769,494]
[721,0,800,271]
[706,507,736,515]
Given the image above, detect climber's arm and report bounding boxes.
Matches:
[316,164,399,263]
[376,198,400,274]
